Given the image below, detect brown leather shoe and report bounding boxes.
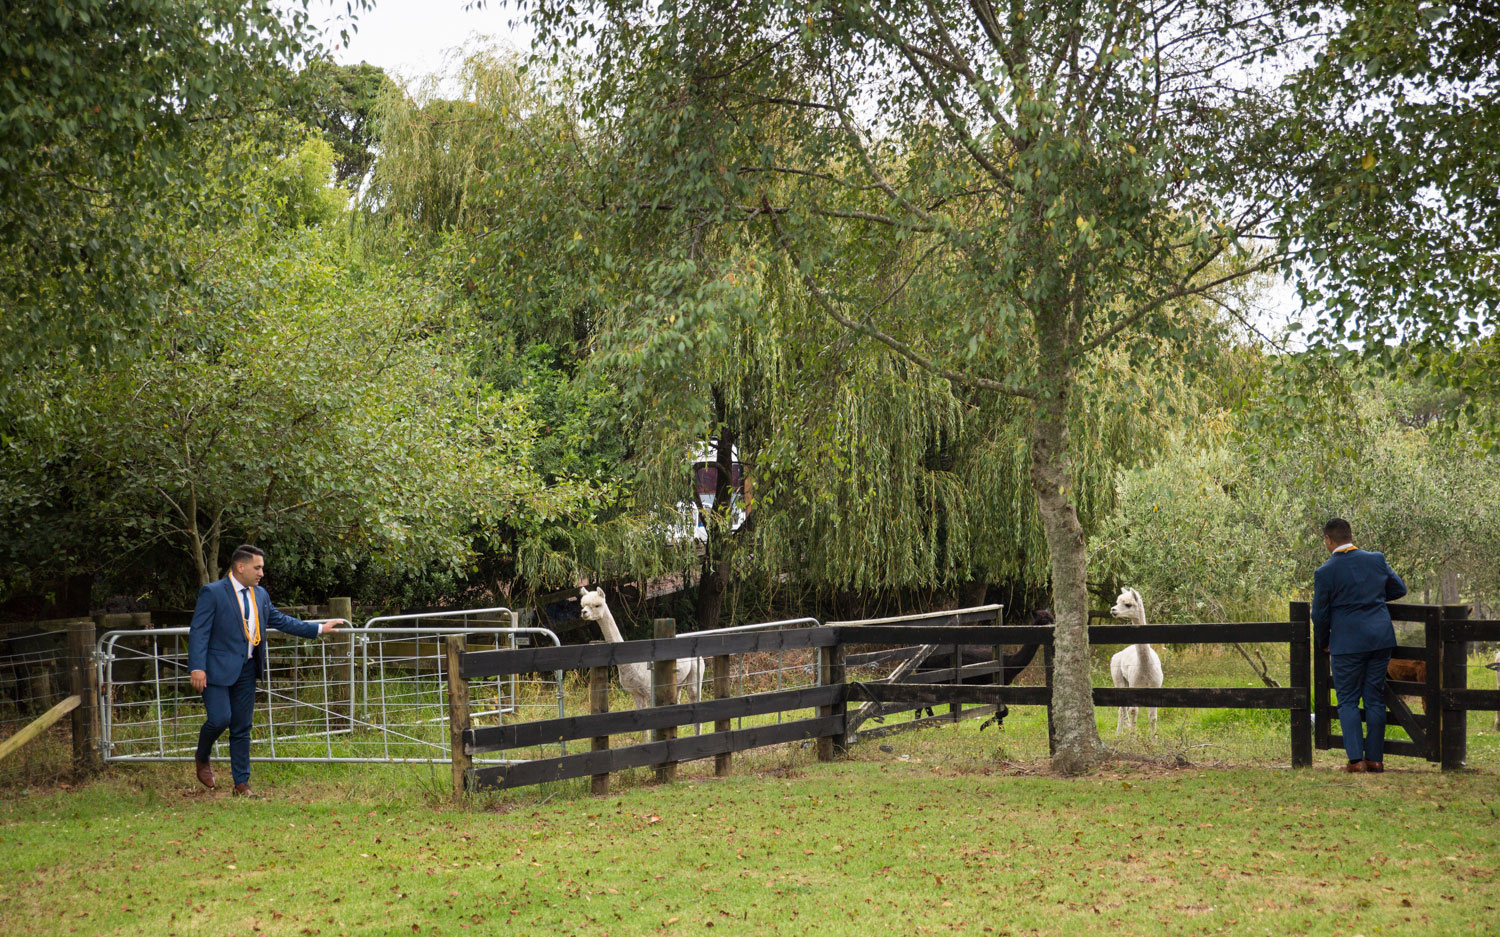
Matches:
[1344,759,1366,773]
[232,782,257,797]
[194,757,216,789]
[1361,760,1385,773]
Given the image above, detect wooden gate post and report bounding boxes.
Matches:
[817,640,847,761]
[445,634,471,801]
[68,619,101,774]
[589,647,611,795]
[712,653,732,777]
[328,597,355,732]
[1288,602,1313,767]
[1301,600,1333,753]
[651,618,677,783]
[1422,605,1443,763]
[1440,604,1471,771]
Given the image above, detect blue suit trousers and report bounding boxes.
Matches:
[196,656,257,784]
[1332,648,1392,763]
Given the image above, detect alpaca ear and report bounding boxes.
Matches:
[1130,588,1141,604]
[579,586,590,598]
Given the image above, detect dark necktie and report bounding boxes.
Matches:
[241,588,252,621]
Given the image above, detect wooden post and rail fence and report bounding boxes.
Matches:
[443,602,1500,797]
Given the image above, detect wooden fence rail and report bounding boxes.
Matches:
[452,604,1327,795]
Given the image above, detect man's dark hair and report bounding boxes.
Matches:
[1322,518,1353,543]
[229,544,265,567]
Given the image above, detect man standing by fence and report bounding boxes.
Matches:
[189,545,344,795]
[1312,518,1407,773]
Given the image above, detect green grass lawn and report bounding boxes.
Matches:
[3,648,1499,937]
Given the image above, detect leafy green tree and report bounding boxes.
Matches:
[1276,1,1499,387]
[0,0,366,368]
[507,0,1296,770]
[0,138,578,602]
[289,60,401,189]
[1100,366,1500,624]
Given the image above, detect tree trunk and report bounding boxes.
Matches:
[957,580,989,609]
[187,487,212,587]
[695,424,738,632]
[1028,352,1105,774]
[1439,567,1460,606]
[206,514,223,584]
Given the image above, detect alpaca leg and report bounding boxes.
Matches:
[1117,707,1127,735]
[689,659,704,735]
[1148,707,1158,734]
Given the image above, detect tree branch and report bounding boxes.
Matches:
[761,196,1036,400]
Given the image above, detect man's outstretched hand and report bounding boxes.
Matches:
[319,619,346,634]
[190,670,206,692]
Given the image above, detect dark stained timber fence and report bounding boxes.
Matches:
[448,604,1336,795]
[1437,613,1500,770]
[1309,602,1488,769]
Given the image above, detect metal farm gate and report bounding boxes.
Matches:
[94,607,564,766]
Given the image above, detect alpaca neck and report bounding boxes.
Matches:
[1131,612,1149,659]
[594,609,626,644]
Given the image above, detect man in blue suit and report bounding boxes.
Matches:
[188,544,345,795]
[1312,518,1407,773]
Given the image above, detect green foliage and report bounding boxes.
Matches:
[257,136,348,229]
[1277,1,1500,355]
[0,0,368,368]
[0,208,581,602]
[1099,363,1500,618]
[287,60,400,189]
[1095,437,1305,623]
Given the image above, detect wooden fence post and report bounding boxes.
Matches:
[1288,601,1312,768]
[1440,604,1470,771]
[1304,600,1332,753]
[589,646,611,795]
[948,642,962,722]
[69,619,101,774]
[651,618,677,783]
[445,634,471,801]
[817,639,847,761]
[713,653,732,777]
[328,597,354,732]
[1423,605,1443,763]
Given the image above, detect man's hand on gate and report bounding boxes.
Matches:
[319,619,345,634]
[190,670,206,692]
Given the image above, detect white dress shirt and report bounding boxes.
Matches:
[227,572,260,658]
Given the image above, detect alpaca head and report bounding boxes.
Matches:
[1110,588,1146,623]
[1032,608,1055,627]
[578,586,609,622]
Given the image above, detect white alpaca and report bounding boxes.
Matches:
[1109,587,1164,734]
[578,587,704,711]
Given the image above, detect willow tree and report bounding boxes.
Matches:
[502,0,1295,770]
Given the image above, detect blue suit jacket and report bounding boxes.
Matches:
[188,577,321,686]
[1311,549,1408,654]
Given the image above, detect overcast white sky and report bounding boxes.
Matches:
[328,0,530,84]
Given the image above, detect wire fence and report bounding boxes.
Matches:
[0,628,74,784]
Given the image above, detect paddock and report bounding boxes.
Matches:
[8,600,1497,789]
